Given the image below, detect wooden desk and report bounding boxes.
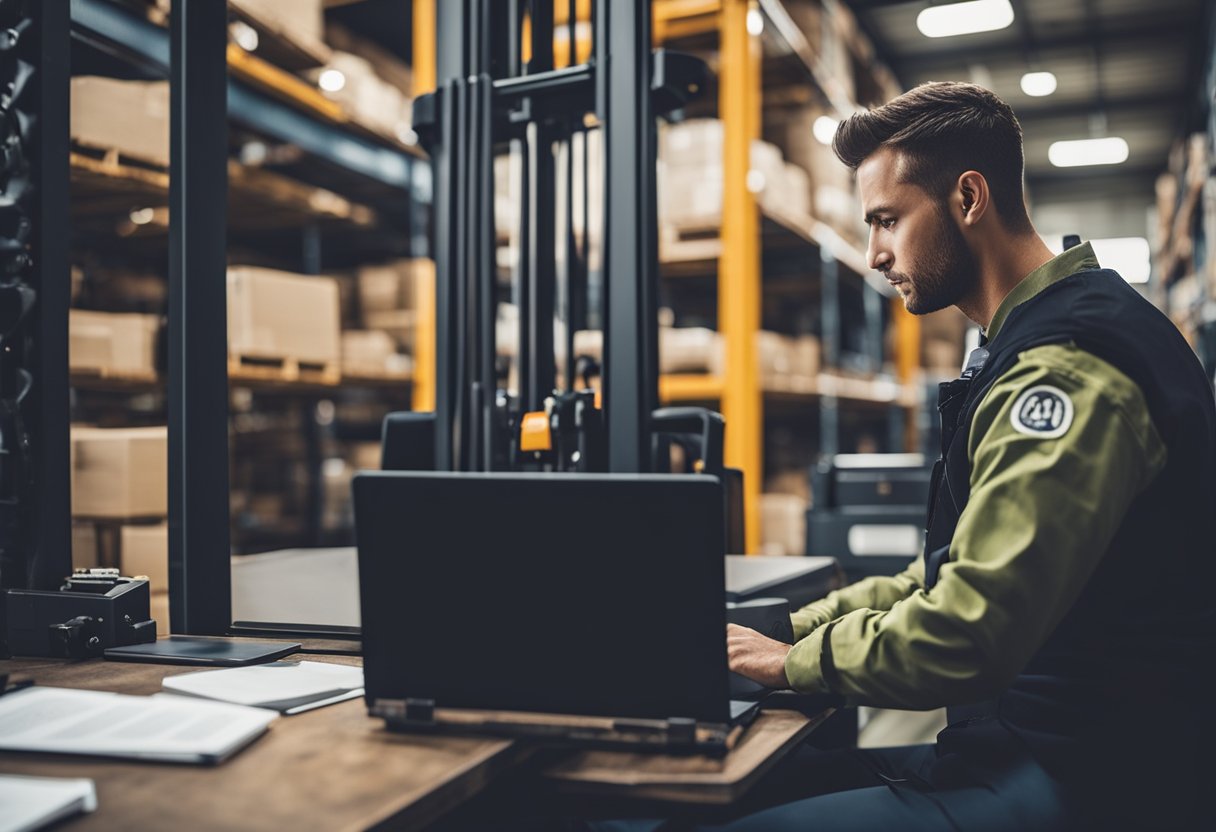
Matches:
[1,646,831,829]
[544,708,832,805]
[0,648,520,832]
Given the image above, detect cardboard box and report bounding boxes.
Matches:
[150,592,170,635]
[757,331,796,382]
[71,426,168,518]
[357,258,431,317]
[760,493,809,557]
[70,78,169,166]
[231,0,324,46]
[311,51,412,140]
[573,328,725,376]
[69,310,159,376]
[351,441,382,472]
[791,334,822,378]
[121,523,169,593]
[341,330,399,375]
[227,266,340,367]
[362,309,417,354]
[72,522,98,570]
[924,339,963,377]
[662,327,724,375]
[659,122,791,225]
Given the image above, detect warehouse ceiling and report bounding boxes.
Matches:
[847,0,1210,204]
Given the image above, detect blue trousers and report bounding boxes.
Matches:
[672,741,1075,832]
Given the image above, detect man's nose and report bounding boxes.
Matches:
[867,238,892,272]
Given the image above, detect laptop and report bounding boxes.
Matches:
[353,471,759,753]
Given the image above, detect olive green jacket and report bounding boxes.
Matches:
[784,244,1168,708]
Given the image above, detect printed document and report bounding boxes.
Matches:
[162,660,364,714]
[0,775,96,832]
[0,686,276,764]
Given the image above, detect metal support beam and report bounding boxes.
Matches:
[720,0,763,552]
[70,0,414,190]
[168,0,230,634]
[523,122,558,413]
[28,0,72,589]
[600,0,660,473]
[819,251,840,458]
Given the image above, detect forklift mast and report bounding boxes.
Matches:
[412,0,709,476]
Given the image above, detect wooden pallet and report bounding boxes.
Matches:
[229,354,341,387]
[70,366,160,391]
[660,222,724,264]
[72,139,169,175]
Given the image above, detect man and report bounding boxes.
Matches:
[721,82,1216,830]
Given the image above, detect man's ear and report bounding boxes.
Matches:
[956,170,990,227]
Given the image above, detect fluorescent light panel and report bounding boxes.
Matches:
[813,116,838,146]
[318,69,346,93]
[917,0,1014,38]
[1091,237,1152,284]
[1020,71,1057,97]
[1048,137,1129,167]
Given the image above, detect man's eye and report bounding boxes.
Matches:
[879,218,896,229]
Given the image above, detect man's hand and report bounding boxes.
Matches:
[727,623,792,689]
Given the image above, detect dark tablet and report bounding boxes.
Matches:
[104,636,302,666]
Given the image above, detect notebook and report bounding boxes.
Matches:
[163,660,364,714]
[354,472,758,753]
[0,775,96,832]
[0,686,277,764]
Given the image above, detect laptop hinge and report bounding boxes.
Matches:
[405,698,436,723]
[665,717,696,748]
[370,697,437,725]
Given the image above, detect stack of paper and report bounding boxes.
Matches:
[162,660,364,714]
[0,687,277,764]
[0,775,96,832]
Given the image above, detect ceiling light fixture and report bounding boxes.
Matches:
[917,0,1014,39]
[318,69,346,93]
[813,116,838,146]
[1048,137,1129,167]
[128,207,155,226]
[1090,237,1152,284]
[746,8,764,36]
[1020,71,1057,97]
[230,21,258,52]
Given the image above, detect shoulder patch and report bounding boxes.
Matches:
[1009,384,1074,438]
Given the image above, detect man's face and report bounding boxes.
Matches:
[856,148,977,315]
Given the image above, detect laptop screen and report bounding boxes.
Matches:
[354,472,730,723]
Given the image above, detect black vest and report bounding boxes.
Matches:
[923,269,1216,779]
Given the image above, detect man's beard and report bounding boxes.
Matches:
[890,208,977,315]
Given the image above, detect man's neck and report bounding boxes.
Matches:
[957,233,1056,330]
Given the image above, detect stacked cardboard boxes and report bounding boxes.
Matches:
[658,120,812,229]
[70,77,169,165]
[759,493,809,556]
[231,0,326,50]
[356,258,431,356]
[71,426,168,519]
[920,308,970,379]
[227,266,341,370]
[69,310,160,377]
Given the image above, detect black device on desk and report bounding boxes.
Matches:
[3,568,156,658]
[354,471,758,754]
[807,454,933,580]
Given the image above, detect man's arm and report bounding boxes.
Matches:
[777,345,1166,708]
[789,558,925,640]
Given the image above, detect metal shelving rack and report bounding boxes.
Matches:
[652,0,922,553]
[59,0,430,631]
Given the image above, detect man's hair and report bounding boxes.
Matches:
[833,81,1032,233]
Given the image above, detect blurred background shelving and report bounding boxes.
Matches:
[57,0,1216,603]
[66,0,433,628]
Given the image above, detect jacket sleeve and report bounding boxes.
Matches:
[782,344,1166,708]
[789,558,924,641]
